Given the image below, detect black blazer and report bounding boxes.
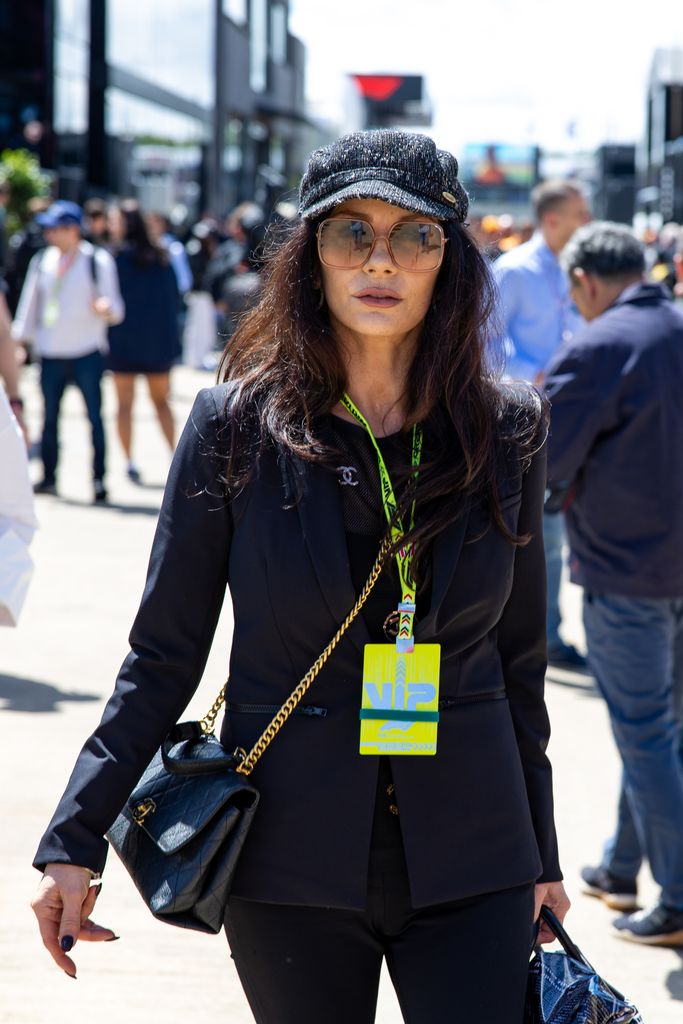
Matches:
[35,385,561,910]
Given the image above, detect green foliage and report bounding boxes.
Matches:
[0,149,50,235]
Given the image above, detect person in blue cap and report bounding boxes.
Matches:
[12,200,124,503]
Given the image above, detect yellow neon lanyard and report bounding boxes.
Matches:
[340,394,422,649]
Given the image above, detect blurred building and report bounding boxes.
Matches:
[461,143,541,219]
[640,48,683,223]
[593,145,636,224]
[347,75,431,130]
[0,0,309,219]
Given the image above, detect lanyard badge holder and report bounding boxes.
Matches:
[340,396,441,757]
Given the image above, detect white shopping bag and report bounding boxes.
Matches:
[0,528,34,626]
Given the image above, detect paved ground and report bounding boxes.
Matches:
[1,363,681,1022]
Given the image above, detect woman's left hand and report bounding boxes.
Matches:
[534,880,571,944]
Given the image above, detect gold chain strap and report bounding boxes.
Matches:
[199,536,391,775]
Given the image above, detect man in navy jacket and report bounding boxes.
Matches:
[545,221,683,946]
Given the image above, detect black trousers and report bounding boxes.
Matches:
[224,847,535,1024]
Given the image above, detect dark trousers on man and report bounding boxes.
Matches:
[39,350,106,485]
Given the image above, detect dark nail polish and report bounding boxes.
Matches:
[105,935,120,942]
[60,935,74,952]
[63,971,77,980]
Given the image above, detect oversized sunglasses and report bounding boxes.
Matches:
[316,218,447,272]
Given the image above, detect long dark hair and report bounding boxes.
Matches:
[216,216,545,575]
[117,199,168,267]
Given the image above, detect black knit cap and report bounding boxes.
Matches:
[299,130,469,223]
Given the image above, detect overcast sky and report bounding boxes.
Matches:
[289,0,683,154]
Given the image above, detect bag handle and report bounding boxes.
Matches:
[539,905,629,1001]
[200,535,392,776]
[540,906,591,966]
[161,722,240,775]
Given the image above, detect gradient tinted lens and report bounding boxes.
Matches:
[318,219,374,267]
[388,222,444,270]
[318,219,444,270]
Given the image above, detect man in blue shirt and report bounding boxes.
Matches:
[545,222,683,946]
[493,180,591,667]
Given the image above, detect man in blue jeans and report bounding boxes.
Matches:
[12,201,124,503]
[545,221,683,946]
[492,179,591,667]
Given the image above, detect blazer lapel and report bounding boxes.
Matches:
[292,454,371,652]
[416,507,470,640]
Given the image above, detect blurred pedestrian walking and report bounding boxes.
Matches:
[217,221,265,343]
[146,210,193,298]
[11,201,124,503]
[83,198,110,249]
[205,201,264,305]
[492,180,591,669]
[0,178,10,278]
[0,292,27,442]
[545,222,683,947]
[0,176,27,440]
[107,199,180,483]
[5,196,49,315]
[182,218,223,369]
[0,388,37,625]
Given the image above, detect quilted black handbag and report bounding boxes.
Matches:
[525,906,644,1023]
[106,722,258,934]
[106,540,389,934]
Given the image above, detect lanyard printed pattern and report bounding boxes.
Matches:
[340,394,422,652]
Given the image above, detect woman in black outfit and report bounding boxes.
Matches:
[107,199,180,482]
[32,131,569,1023]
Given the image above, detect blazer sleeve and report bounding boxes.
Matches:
[496,437,562,882]
[33,388,232,873]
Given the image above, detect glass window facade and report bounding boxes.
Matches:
[54,0,89,135]
[223,0,247,23]
[0,1,52,157]
[249,0,268,93]
[107,88,208,217]
[269,2,287,65]
[107,0,214,109]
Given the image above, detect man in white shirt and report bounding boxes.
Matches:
[12,201,124,503]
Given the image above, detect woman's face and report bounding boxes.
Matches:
[318,198,443,349]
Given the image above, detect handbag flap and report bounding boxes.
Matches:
[126,742,258,856]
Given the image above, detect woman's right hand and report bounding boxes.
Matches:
[31,863,117,977]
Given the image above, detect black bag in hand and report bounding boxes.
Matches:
[525,906,644,1023]
[107,722,259,934]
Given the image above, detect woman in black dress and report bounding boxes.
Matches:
[107,199,180,482]
[32,131,569,1023]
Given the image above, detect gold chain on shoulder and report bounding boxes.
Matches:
[199,536,391,775]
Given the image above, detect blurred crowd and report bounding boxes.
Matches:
[2,192,293,371]
[470,210,683,297]
[0,189,296,503]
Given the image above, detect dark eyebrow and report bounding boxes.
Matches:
[329,208,437,224]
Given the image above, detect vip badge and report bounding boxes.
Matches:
[359,644,440,756]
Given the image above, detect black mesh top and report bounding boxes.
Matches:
[329,413,428,856]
